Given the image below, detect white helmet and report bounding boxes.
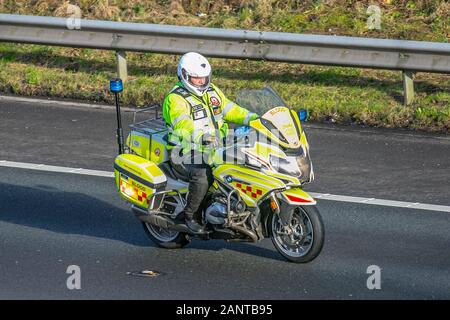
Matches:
[177,52,211,96]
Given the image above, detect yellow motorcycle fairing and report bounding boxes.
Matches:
[213,164,284,206]
[279,188,316,205]
[213,164,316,207]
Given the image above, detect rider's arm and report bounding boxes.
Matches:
[212,84,259,125]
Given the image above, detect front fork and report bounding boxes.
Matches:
[264,188,316,235]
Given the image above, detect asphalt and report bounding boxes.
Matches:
[1,167,449,299]
[0,97,449,299]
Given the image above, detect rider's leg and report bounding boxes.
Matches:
[184,164,214,223]
[169,148,213,232]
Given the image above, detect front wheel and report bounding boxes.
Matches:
[141,222,190,249]
[269,206,324,263]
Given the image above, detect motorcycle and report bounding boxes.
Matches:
[111,81,324,263]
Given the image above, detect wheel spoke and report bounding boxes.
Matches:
[146,223,179,242]
[272,208,314,258]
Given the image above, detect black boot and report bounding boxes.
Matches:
[185,215,205,233]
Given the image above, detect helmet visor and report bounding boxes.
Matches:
[188,75,210,91]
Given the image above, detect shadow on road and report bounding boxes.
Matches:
[0,182,284,261]
[187,240,285,262]
[0,181,151,246]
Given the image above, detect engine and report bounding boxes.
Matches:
[204,202,228,225]
[204,197,246,225]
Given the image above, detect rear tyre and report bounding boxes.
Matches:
[141,193,190,249]
[142,222,190,249]
[269,205,324,263]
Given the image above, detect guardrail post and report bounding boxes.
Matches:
[116,50,128,82]
[402,70,414,106]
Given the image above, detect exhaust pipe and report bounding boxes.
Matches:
[138,213,174,229]
[229,225,258,242]
[132,205,192,233]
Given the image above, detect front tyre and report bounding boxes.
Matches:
[141,222,190,249]
[269,206,324,263]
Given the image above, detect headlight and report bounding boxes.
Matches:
[270,155,301,176]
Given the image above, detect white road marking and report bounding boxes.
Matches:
[1,159,449,213]
[308,193,450,213]
[0,95,136,111]
[0,160,114,178]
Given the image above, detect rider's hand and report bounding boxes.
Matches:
[201,133,218,147]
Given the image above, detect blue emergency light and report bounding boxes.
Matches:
[110,78,123,93]
[110,78,124,154]
[298,109,308,121]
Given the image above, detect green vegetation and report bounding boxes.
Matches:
[1,0,448,41]
[0,1,449,132]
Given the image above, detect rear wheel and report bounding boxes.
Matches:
[142,222,190,249]
[269,205,324,263]
[141,194,190,249]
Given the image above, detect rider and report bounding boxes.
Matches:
[162,52,258,233]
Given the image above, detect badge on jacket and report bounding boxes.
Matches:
[193,109,207,120]
[210,96,221,106]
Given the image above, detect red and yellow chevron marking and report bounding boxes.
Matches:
[120,180,150,205]
[235,182,263,199]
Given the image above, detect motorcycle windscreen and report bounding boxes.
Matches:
[260,106,301,149]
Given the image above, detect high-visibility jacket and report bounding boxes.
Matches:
[162,82,258,155]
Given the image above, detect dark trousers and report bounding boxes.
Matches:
[172,163,214,220]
